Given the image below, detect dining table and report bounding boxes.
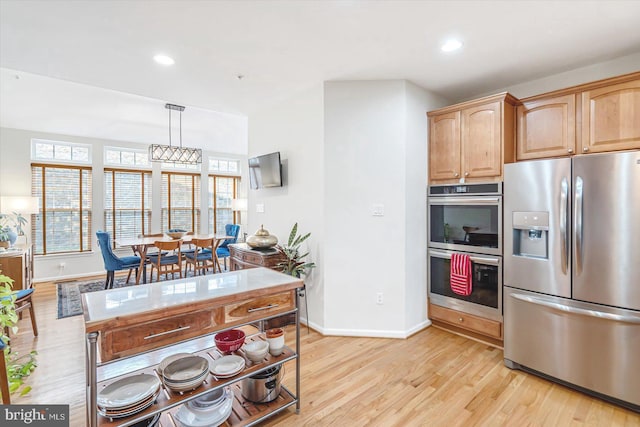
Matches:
[115,233,232,285]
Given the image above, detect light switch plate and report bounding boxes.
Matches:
[372,204,384,216]
[256,203,265,213]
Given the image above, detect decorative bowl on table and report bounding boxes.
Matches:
[214,329,246,353]
[246,225,278,249]
[166,229,187,239]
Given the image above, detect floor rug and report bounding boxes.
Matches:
[56,277,133,319]
[56,270,208,319]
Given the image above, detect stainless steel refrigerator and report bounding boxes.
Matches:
[503,151,640,410]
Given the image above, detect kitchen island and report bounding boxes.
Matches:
[82,267,303,427]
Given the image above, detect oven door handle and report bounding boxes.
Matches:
[428,249,501,266]
[428,196,501,206]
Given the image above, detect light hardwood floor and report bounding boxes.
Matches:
[8,280,640,426]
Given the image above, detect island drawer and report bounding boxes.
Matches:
[100,308,223,361]
[225,291,294,323]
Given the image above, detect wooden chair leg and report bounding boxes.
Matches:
[28,300,38,337]
[126,269,133,284]
[0,349,10,404]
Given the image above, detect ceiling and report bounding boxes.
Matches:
[1,0,640,151]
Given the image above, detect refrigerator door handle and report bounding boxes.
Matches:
[560,177,569,275]
[510,293,640,324]
[574,176,584,276]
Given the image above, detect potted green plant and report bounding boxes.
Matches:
[275,223,316,278]
[0,212,28,248]
[0,272,37,398]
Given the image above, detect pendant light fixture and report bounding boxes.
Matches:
[149,103,203,164]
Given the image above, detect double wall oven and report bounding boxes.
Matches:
[427,183,503,321]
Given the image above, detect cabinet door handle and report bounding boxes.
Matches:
[453,173,460,178]
[567,148,573,153]
[583,147,589,152]
[458,317,464,323]
[144,325,191,340]
[248,303,279,313]
[464,172,469,177]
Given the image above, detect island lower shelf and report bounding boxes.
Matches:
[96,336,296,427]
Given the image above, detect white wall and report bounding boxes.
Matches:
[403,81,450,333]
[467,52,640,101]
[247,84,325,327]
[323,80,448,337]
[249,79,447,337]
[0,127,247,282]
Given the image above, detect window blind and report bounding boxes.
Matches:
[105,169,152,246]
[208,175,238,234]
[31,164,92,255]
[161,172,201,233]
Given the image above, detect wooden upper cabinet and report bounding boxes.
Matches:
[515,72,640,160]
[581,78,640,153]
[429,111,461,181]
[517,94,576,160]
[461,101,502,179]
[428,93,516,184]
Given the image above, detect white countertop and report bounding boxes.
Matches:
[82,267,301,323]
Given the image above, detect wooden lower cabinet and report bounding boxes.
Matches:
[0,244,33,290]
[229,243,285,271]
[428,300,503,347]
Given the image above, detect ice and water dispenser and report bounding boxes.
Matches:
[511,212,549,259]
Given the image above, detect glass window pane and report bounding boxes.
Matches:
[54,145,71,160]
[35,142,53,159]
[105,150,120,164]
[121,151,135,165]
[73,146,89,162]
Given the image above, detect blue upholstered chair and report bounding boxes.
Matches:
[215,224,240,271]
[96,230,143,289]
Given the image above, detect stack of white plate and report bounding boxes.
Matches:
[97,374,161,419]
[210,355,245,379]
[163,355,210,393]
[174,386,234,427]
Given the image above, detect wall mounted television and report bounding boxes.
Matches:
[248,151,283,189]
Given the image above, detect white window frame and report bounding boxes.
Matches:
[104,146,151,168]
[208,157,241,175]
[31,138,92,165]
[161,161,201,171]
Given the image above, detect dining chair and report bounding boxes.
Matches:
[96,230,144,289]
[216,224,241,271]
[1,288,38,338]
[148,240,183,282]
[184,238,215,276]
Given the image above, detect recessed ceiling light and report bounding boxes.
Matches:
[153,54,175,66]
[441,39,463,52]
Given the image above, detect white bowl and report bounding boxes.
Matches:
[244,341,269,362]
[175,387,233,427]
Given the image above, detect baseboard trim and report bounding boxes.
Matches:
[307,319,432,339]
[36,270,108,284]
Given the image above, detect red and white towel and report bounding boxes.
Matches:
[450,253,472,296]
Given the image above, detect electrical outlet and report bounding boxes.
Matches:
[376,292,384,305]
[59,262,66,270]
